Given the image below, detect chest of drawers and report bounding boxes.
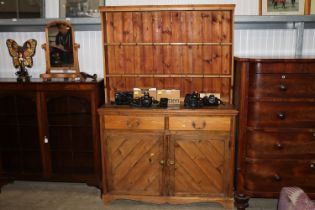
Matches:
[234,57,315,204]
[98,105,237,209]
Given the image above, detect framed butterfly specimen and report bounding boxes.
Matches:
[6,39,37,82]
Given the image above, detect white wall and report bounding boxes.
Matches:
[0,31,103,78]
[0,0,313,78]
[234,29,297,56]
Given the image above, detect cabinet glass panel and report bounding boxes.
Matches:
[0,0,43,19]
[59,0,104,18]
[0,94,42,174]
[46,94,94,176]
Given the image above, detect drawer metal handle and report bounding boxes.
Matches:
[275,143,283,149]
[310,163,314,168]
[126,119,140,128]
[313,133,315,137]
[167,160,175,166]
[160,160,165,165]
[279,84,287,91]
[277,112,286,120]
[274,174,281,181]
[192,121,206,129]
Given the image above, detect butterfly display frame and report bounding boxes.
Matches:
[6,39,37,82]
[41,20,81,80]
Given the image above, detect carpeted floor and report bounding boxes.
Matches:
[0,181,278,210]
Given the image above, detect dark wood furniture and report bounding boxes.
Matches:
[234,57,315,208]
[0,78,104,190]
[99,105,237,208]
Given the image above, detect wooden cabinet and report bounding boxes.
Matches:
[99,106,237,208]
[0,79,104,189]
[100,4,235,104]
[234,57,315,205]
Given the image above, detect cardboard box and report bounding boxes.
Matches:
[157,89,180,105]
[133,88,157,100]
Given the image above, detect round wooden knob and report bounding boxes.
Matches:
[275,143,283,149]
[274,174,281,181]
[277,112,286,120]
[279,84,287,91]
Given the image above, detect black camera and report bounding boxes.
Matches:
[115,91,133,105]
[184,91,223,108]
[140,91,153,107]
[159,98,168,108]
[202,94,221,106]
[184,91,203,108]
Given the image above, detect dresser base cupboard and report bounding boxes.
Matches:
[234,57,315,208]
[0,79,104,190]
[99,106,238,209]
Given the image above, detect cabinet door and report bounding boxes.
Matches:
[44,92,94,179]
[170,132,227,196]
[104,132,164,196]
[0,92,42,176]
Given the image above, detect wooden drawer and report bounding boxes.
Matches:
[104,115,164,130]
[244,159,315,192]
[249,74,315,99]
[248,102,315,128]
[246,130,315,159]
[169,117,231,131]
[254,62,315,74]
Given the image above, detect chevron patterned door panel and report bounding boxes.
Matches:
[105,132,164,196]
[170,133,227,196]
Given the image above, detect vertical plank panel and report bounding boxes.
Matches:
[141,12,155,87]
[221,11,232,75]
[111,12,125,98]
[191,11,203,92]
[221,11,232,43]
[105,13,115,75]
[152,12,164,88]
[181,11,194,95]
[133,12,145,88]
[202,11,213,77]
[122,12,135,90]
[162,11,173,89]
[170,11,184,90]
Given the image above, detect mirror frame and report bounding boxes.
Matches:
[41,20,81,80]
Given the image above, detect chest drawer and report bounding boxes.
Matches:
[248,102,315,128]
[254,62,315,74]
[244,159,315,192]
[104,115,164,130]
[246,130,315,159]
[249,74,315,99]
[169,117,231,131]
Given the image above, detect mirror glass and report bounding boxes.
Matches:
[48,22,74,67]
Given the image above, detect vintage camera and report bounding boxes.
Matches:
[159,98,168,108]
[114,91,133,105]
[184,91,203,108]
[202,94,221,106]
[140,91,153,107]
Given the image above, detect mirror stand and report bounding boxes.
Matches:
[40,21,82,81]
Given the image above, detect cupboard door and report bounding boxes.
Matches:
[170,132,227,196]
[105,132,164,196]
[45,92,94,178]
[0,92,42,176]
